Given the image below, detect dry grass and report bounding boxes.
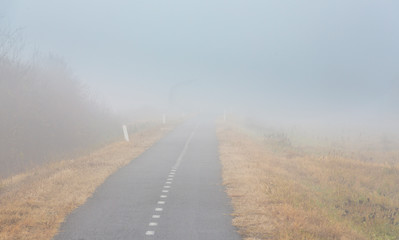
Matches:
[218,122,399,240]
[0,123,174,240]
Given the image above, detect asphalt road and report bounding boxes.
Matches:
[53,116,241,240]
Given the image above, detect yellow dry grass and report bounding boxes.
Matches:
[0,123,174,240]
[218,123,399,240]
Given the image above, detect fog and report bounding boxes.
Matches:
[1,0,399,174]
[2,1,396,115]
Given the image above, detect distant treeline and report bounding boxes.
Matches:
[0,32,121,178]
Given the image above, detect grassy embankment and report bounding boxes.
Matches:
[218,121,399,240]
[0,122,175,240]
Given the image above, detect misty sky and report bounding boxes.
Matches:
[1,0,398,123]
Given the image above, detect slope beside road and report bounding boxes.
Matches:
[53,116,240,240]
[0,123,170,240]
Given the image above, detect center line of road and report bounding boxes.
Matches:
[145,231,155,236]
[172,123,199,169]
[144,124,198,237]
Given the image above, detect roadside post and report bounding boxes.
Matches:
[122,125,130,142]
[224,110,226,122]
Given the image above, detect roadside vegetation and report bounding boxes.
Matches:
[0,29,121,178]
[218,119,399,240]
[0,29,181,240]
[0,120,176,240]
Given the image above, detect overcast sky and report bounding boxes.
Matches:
[1,0,398,125]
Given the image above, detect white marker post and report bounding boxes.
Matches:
[224,110,226,122]
[122,125,129,142]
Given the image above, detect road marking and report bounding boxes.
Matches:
[146,231,155,236]
[144,124,198,238]
[173,123,199,169]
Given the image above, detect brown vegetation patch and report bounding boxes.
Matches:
[0,124,174,240]
[218,123,399,240]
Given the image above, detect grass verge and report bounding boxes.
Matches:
[218,122,399,240]
[0,123,175,240]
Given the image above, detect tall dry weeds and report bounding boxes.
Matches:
[218,123,399,240]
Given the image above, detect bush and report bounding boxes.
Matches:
[0,34,120,178]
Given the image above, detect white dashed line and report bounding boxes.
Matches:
[144,125,199,237]
[145,231,155,236]
[173,123,198,169]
